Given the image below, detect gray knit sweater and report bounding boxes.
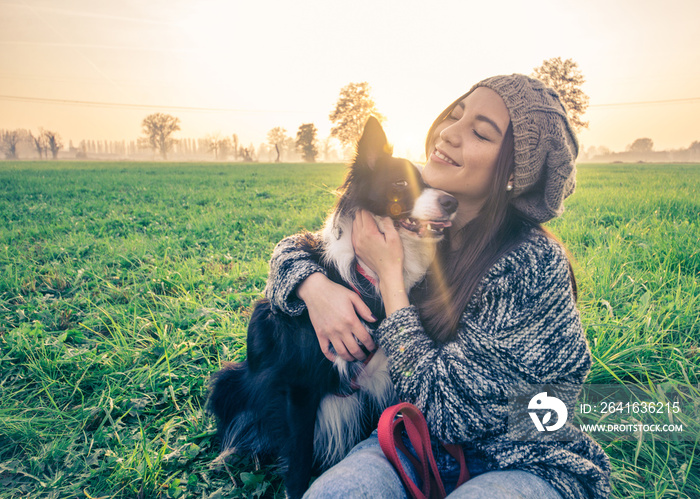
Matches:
[264,228,611,498]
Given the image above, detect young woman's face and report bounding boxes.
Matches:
[422,87,511,227]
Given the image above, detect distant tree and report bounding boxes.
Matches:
[206,133,221,159]
[239,143,256,162]
[42,129,63,159]
[205,132,231,160]
[320,137,337,162]
[296,123,319,162]
[267,127,289,162]
[139,113,180,159]
[627,137,654,153]
[1,129,27,159]
[30,130,47,158]
[219,138,232,159]
[329,82,385,146]
[532,57,590,131]
[688,141,700,160]
[587,145,611,159]
[232,134,239,160]
[257,143,269,162]
[77,140,88,159]
[240,147,253,162]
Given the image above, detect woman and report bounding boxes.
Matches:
[264,74,611,498]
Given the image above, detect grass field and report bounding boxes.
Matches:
[1,161,698,498]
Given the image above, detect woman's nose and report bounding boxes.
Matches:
[439,122,460,147]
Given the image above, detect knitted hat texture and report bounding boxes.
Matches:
[471,74,579,223]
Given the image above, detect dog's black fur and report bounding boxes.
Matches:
[207,117,457,498]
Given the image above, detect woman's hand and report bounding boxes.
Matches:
[352,210,410,316]
[297,272,377,362]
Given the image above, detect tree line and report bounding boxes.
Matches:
[581,138,700,163]
[6,58,692,163]
[131,60,584,163]
[0,129,63,160]
[136,80,384,163]
[0,58,579,162]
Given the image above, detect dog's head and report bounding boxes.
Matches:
[337,116,458,240]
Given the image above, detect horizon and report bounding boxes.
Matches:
[1,0,699,162]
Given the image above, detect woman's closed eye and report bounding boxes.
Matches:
[473,129,489,141]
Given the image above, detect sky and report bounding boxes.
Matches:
[1,0,699,161]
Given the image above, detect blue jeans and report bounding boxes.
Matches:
[303,431,562,498]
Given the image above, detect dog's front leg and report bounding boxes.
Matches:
[283,384,320,499]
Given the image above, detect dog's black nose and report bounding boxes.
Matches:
[439,194,458,214]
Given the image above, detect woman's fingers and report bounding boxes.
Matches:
[301,273,377,362]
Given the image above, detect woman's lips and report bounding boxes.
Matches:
[432,148,459,166]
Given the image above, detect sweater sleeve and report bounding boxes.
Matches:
[373,234,592,444]
[263,232,327,316]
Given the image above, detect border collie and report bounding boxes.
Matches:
[207,117,458,498]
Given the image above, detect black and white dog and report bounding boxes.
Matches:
[207,117,457,498]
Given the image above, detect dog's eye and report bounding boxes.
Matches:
[393,180,408,189]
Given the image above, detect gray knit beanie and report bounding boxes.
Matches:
[471,74,578,223]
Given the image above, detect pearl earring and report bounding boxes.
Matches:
[506,183,513,192]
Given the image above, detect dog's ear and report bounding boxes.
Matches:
[356,116,392,169]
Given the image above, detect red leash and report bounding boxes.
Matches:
[378,403,470,499]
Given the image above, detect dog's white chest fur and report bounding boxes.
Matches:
[313,350,393,467]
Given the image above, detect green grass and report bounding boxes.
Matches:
[546,164,700,497]
[1,161,698,498]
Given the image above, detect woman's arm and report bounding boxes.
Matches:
[353,222,591,443]
[264,232,377,362]
[264,233,327,316]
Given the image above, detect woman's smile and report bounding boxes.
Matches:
[431,148,460,167]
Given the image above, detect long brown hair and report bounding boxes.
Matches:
[415,91,575,343]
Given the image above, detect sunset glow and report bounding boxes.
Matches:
[1,0,699,161]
